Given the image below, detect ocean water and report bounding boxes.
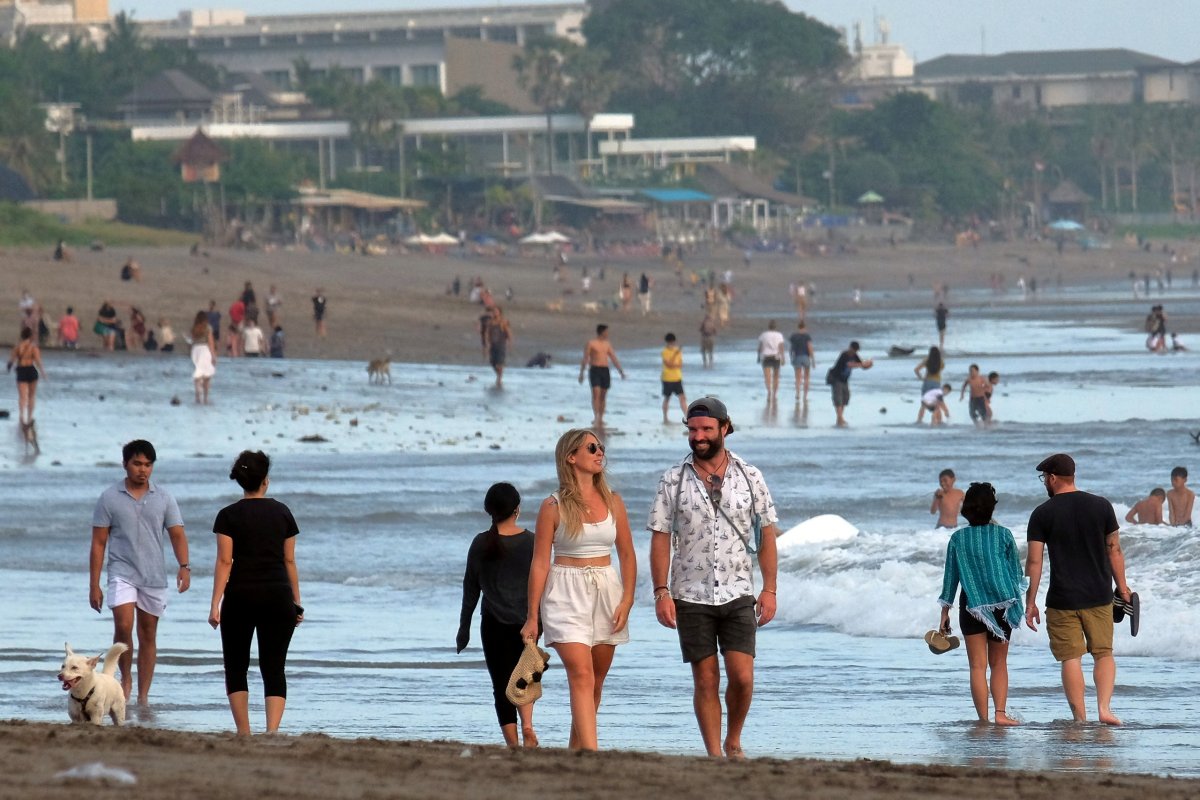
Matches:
[1,282,1198,776]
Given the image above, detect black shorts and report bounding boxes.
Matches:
[15,365,37,383]
[489,344,507,367]
[589,365,611,390]
[674,596,757,662]
[958,594,1012,643]
[661,380,684,397]
[969,396,987,421]
[761,356,781,371]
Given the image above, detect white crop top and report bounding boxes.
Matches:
[552,494,616,558]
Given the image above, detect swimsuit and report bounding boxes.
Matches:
[589,365,611,390]
[15,365,37,383]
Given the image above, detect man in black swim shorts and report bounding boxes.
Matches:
[579,324,625,427]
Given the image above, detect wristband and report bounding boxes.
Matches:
[761,588,776,594]
[179,564,190,570]
[653,585,668,592]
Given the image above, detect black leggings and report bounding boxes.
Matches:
[481,612,524,727]
[219,585,296,698]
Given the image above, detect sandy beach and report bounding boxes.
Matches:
[4,236,1198,795]
[2,236,1185,365]
[4,720,1197,799]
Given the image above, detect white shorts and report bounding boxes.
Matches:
[541,564,630,647]
[107,576,167,617]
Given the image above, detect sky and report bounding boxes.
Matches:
[115,0,1198,65]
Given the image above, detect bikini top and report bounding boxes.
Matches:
[551,492,616,558]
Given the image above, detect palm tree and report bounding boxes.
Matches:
[342,81,407,170]
[513,36,574,175]
[564,47,616,172]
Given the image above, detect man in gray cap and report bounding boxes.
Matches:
[1025,453,1132,725]
[646,396,780,758]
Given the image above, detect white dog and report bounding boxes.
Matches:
[57,642,128,726]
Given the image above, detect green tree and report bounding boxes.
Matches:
[513,36,575,174]
[582,0,846,148]
[564,46,617,165]
[0,84,55,190]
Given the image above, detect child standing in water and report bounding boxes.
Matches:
[930,469,964,529]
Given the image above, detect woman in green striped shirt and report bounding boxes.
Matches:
[937,482,1028,726]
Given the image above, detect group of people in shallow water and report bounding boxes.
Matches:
[88,442,302,735]
[460,398,780,756]
[459,428,1151,748]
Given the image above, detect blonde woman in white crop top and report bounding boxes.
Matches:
[521,428,636,751]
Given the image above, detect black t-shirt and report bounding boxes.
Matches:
[831,349,862,382]
[213,498,299,588]
[1027,490,1117,610]
[789,332,812,361]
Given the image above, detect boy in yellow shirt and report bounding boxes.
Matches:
[661,332,687,424]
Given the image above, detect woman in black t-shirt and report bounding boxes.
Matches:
[208,450,302,736]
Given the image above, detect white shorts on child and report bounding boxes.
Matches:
[541,564,630,647]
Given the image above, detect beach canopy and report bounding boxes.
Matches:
[404,233,432,245]
[857,190,885,204]
[1048,219,1085,231]
[427,232,459,245]
[519,231,572,245]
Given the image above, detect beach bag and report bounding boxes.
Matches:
[824,366,836,385]
[505,642,551,707]
[93,321,107,336]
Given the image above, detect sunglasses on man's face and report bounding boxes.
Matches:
[583,442,605,455]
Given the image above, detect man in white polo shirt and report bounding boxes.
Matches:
[89,440,190,705]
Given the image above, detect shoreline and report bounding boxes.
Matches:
[3,239,1189,366]
[6,721,1198,799]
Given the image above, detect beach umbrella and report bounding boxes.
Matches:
[1048,219,1085,231]
[857,190,885,204]
[428,232,459,245]
[404,233,432,245]
[519,232,552,244]
[542,231,572,243]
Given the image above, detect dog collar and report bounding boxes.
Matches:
[70,685,97,719]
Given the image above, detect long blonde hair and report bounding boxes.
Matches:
[554,428,614,537]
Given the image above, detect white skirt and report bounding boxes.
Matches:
[191,343,215,379]
[540,564,629,647]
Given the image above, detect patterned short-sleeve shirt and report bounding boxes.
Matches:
[646,451,778,606]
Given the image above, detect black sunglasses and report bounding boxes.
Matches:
[583,442,605,454]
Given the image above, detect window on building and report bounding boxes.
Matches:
[1011,85,1021,99]
[411,64,440,88]
[376,66,403,86]
[345,67,365,85]
[488,26,518,43]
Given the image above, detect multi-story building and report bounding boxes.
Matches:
[137,3,586,107]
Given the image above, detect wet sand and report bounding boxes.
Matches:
[2,237,1182,365]
[5,721,1197,799]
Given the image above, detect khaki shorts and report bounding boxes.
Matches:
[1046,604,1113,661]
